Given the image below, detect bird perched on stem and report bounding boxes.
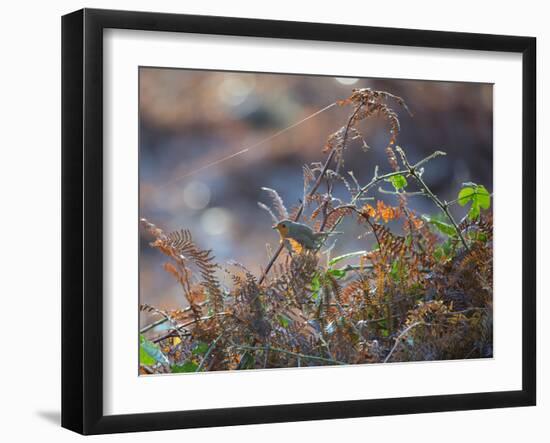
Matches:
[272,219,342,250]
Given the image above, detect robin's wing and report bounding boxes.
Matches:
[287,224,315,246]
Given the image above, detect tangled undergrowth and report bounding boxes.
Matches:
[139,88,493,374]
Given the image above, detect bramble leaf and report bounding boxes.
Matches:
[328,268,347,279]
[387,174,407,191]
[311,273,321,301]
[277,314,292,328]
[140,334,169,366]
[422,215,457,237]
[458,187,476,206]
[476,185,491,209]
[139,345,156,366]
[328,250,367,266]
[171,361,198,373]
[457,184,491,220]
[468,202,481,220]
[192,342,209,356]
[433,239,455,262]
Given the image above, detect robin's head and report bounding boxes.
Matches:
[273,219,291,238]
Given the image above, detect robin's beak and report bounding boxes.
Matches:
[272,225,277,230]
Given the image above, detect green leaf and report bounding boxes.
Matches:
[387,174,408,191]
[468,202,481,220]
[458,187,476,206]
[390,260,400,282]
[433,239,454,262]
[237,352,255,370]
[457,184,491,220]
[327,268,347,279]
[328,250,367,266]
[140,334,169,366]
[171,361,198,373]
[311,273,321,301]
[192,342,209,356]
[422,215,457,237]
[277,314,292,328]
[468,231,488,242]
[442,239,454,255]
[433,247,444,262]
[140,345,156,366]
[476,185,491,209]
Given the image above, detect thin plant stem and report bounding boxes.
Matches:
[232,343,346,366]
[140,317,169,334]
[152,312,231,343]
[383,321,430,363]
[395,146,469,250]
[140,303,205,334]
[195,333,224,372]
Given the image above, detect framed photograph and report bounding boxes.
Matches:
[62,8,536,435]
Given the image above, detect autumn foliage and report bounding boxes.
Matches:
[139,88,493,374]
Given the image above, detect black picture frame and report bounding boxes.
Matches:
[62,8,536,435]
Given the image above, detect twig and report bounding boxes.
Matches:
[352,149,444,204]
[259,243,285,285]
[195,332,224,372]
[263,344,270,368]
[140,365,155,374]
[395,146,469,250]
[321,105,365,231]
[232,343,346,365]
[339,264,431,274]
[412,150,446,169]
[152,312,231,343]
[378,188,426,197]
[140,317,169,334]
[383,321,430,363]
[140,304,187,342]
[259,107,361,284]
[352,169,410,203]
[140,303,205,334]
[319,166,413,244]
[334,298,368,344]
[317,331,336,361]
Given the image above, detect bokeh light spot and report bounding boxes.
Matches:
[335,77,359,85]
[218,76,255,107]
[201,207,232,236]
[183,181,211,210]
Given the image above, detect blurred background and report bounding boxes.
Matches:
[139,67,492,311]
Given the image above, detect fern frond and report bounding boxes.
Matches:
[261,187,289,220]
[144,225,224,317]
[257,202,278,224]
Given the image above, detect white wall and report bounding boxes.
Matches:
[0,0,546,441]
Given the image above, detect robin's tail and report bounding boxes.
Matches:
[314,231,343,240]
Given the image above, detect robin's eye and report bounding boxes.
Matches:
[281,224,286,228]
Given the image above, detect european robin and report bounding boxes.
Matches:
[272,219,342,250]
